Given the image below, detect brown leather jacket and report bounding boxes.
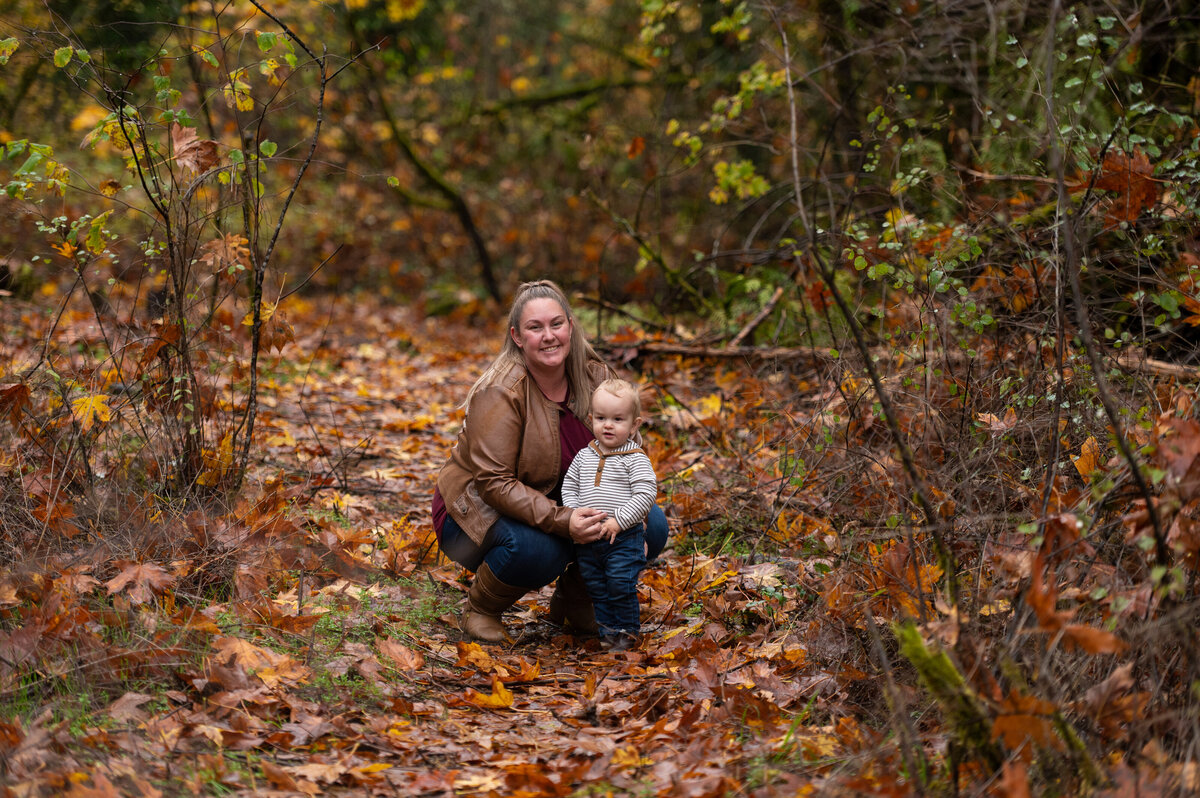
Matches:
[437,359,612,545]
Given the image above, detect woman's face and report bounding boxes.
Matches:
[511,297,572,373]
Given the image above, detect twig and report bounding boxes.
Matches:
[729,284,787,348]
[609,340,830,363]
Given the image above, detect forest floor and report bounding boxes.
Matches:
[1,292,896,797]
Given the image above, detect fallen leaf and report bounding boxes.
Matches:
[379,637,425,671]
[105,562,175,605]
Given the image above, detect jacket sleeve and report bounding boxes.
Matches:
[613,452,658,530]
[466,384,574,535]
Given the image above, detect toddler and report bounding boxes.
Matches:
[562,379,658,650]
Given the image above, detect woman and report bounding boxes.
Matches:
[432,280,668,642]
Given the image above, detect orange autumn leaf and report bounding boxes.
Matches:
[992,691,1063,755]
[1072,436,1102,482]
[455,641,496,671]
[1063,624,1126,655]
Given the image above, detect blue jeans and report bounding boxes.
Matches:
[439,504,668,590]
[577,523,646,635]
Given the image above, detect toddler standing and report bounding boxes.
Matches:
[562,379,658,650]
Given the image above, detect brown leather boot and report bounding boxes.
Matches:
[547,563,599,636]
[460,563,527,643]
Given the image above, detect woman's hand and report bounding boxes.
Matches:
[569,507,608,543]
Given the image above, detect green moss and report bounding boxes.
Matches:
[894,622,1002,770]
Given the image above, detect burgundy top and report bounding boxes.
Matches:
[431,399,592,538]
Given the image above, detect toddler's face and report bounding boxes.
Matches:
[590,389,640,451]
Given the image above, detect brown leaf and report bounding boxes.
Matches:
[171,123,219,174]
[105,562,175,605]
[996,760,1032,798]
[199,233,250,277]
[0,383,31,429]
[260,761,299,790]
[976,407,1017,432]
[992,691,1063,756]
[1089,147,1159,223]
[1063,624,1126,654]
[1025,563,1070,632]
[378,637,425,671]
[65,772,123,798]
[106,691,154,723]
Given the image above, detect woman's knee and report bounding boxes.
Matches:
[484,518,574,588]
[645,504,669,561]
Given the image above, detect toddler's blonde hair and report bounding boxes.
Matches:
[594,378,641,418]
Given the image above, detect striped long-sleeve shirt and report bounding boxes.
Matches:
[562,440,658,531]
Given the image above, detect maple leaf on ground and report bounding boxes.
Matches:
[455,641,497,671]
[71,394,111,433]
[105,562,175,604]
[170,123,219,174]
[0,383,31,429]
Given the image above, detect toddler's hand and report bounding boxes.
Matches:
[602,518,621,543]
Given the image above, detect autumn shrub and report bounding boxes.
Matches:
[0,4,338,515]
[0,8,374,743]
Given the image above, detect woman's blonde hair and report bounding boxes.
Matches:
[464,280,604,416]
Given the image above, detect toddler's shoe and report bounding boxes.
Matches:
[601,632,638,652]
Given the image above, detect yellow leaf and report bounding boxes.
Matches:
[242,301,277,326]
[611,745,652,768]
[662,621,702,640]
[694,393,723,418]
[351,762,393,775]
[222,75,254,112]
[196,432,234,486]
[464,677,513,709]
[702,569,738,592]
[71,394,111,432]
